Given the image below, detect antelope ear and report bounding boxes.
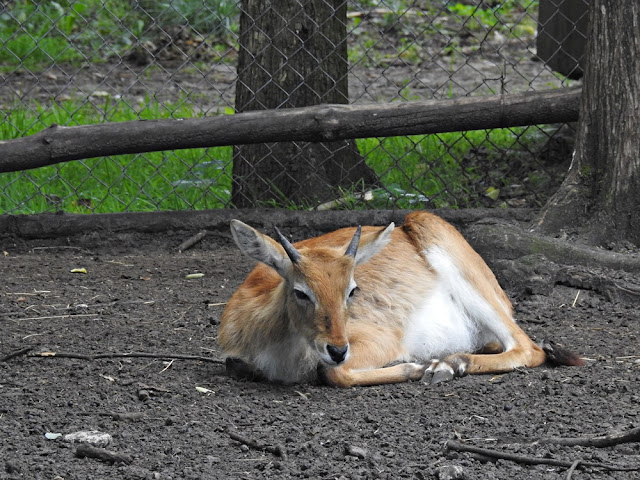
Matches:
[355,223,394,265]
[230,220,291,277]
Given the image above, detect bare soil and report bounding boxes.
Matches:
[1,210,639,480]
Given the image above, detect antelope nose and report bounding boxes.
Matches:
[326,344,348,364]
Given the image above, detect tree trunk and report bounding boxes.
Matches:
[232,0,375,208]
[535,0,640,246]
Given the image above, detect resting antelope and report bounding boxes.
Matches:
[219,211,583,387]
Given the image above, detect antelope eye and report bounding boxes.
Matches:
[348,286,359,299]
[293,289,310,301]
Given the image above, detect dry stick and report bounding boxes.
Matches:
[178,230,207,253]
[615,282,640,296]
[228,431,288,461]
[75,443,133,465]
[566,459,582,480]
[15,313,97,321]
[537,426,640,448]
[29,351,225,364]
[76,411,144,421]
[445,441,638,472]
[0,347,33,362]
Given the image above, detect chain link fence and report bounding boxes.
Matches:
[0,0,587,214]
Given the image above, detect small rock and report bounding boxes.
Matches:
[344,444,367,459]
[138,389,150,401]
[437,465,465,480]
[63,430,112,448]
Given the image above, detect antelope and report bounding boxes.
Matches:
[219,211,583,387]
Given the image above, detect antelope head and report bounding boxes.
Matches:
[229,220,394,367]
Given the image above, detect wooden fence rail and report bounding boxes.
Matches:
[0,88,580,173]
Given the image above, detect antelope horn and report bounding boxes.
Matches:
[274,227,301,264]
[345,225,362,257]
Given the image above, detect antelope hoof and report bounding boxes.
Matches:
[430,369,455,384]
[428,355,470,384]
[406,362,429,381]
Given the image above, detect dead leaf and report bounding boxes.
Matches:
[195,386,214,395]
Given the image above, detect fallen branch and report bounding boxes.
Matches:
[1,347,33,362]
[75,444,133,465]
[566,459,582,480]
[536,426,640,448]
[178,230,207,253]
[15,313,97,322]
[468,221,640,274]
[0,206,536,240]
[445,441,639,472]
[228,431,287,460]
[76,411,144,422]
[29,350,225,364]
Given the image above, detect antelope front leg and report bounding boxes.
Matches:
[319,362,428,388]
[317,324,428,387]
[225,357,265,382]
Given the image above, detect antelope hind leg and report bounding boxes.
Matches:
[428,342,547,384]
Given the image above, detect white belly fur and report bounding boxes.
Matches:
[403,246,513,360]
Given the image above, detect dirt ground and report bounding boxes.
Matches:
[1,210,639,480]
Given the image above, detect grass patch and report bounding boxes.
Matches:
[0,99,233,214]
[0,0,238,72]
[0,0,143,70]
[358,127,541,209]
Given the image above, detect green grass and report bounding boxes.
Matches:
[0,99,233,214]
[0,0,143,70]
[0,0,237,72]
[357,127,539,209]
[139,0,238,38]
[446,0,539,30]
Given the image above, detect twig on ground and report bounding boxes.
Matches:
[15,313,97,321]
[5,299,156,321]
[75,411,144,421]
[228,431,288,460]
[28,350,225,364]
[566,459,582,480]
[445,441,638,472]
[178,230,207,253]
[536,426,640,448]
[31,246,84,251]
[614,282,640,296]
[208,302,227,307]
[75,443,133,464]
[313,190,374,211]
[0,347,33,362]
[159,358,174,373]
